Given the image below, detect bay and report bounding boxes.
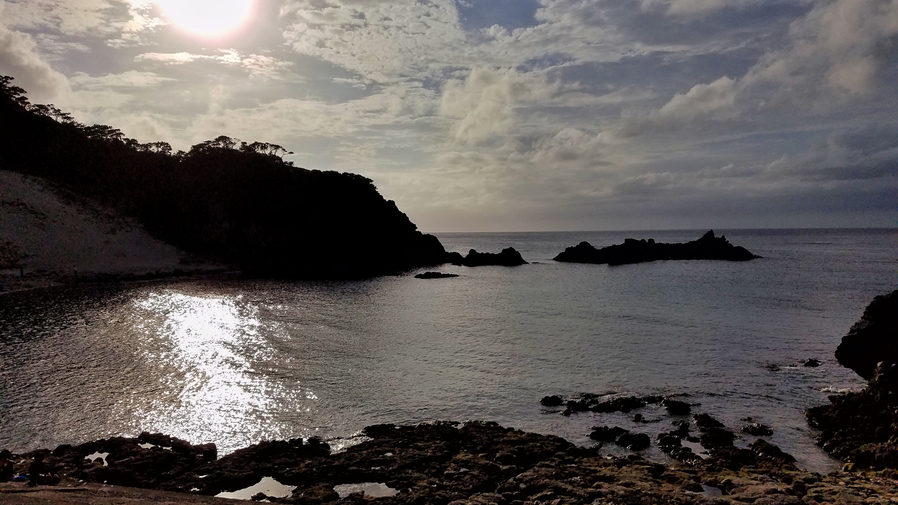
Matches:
[0,228,894,473]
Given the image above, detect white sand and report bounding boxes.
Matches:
[0,170,224,288]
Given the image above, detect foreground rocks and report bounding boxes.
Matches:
[806,290,898,471]
[807,362,898,471]
[554,230,760,265]
[834,289,898,380]
[5,420,898,504]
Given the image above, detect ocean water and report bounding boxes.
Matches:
[0,229,894,473]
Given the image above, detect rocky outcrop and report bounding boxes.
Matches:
[448,248,528,267]
[806,362,898,471]
[553,230,759,265]
[7,421,894,504]
[807,290,898,471]
[834,290,898,380]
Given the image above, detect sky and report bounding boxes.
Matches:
[1,0,896,232]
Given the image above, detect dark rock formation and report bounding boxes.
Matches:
[834,289,898,380]
[741,422,774,436]
[553,230,760,265]
[589,426,629,443]
[802,358,821,367]
[663,399,691,416]
[539,395,564,407]
[807,362,898,470]
[7,420,885,504]
[615,433,650,451]
[449,248,528,267]
[414,271,459,279]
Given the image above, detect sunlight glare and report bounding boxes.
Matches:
[156,0,254,37]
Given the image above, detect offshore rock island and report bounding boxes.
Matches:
[554,231,760,265]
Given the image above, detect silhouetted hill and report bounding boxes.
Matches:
[0,76,447,278]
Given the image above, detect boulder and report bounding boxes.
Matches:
[539,395,564,407]
[615,433,650,451]
[589,426,629,443]
[741,423,773,437]
[834,290,898,380]
[663,399,691,416]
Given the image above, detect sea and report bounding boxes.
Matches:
[0,228,895,473]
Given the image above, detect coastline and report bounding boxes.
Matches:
[3,418,896,504]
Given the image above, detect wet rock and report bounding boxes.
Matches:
[802,358,821,367]
[539,395,564,407]
[693,413,726,431]
[589,426,628,443]
[615,433,650,451]
[750,439,796,465]
[741,422,774,436]
[834,289,898,380]
[699,428,735,449]
[663,399,691,416]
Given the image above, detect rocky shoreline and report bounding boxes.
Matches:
[3,417,896,504]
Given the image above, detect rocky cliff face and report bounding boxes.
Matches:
[834,290,898,380]
[806,290,898,471]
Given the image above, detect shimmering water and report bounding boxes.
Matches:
[0,229,894,473]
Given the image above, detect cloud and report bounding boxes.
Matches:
[657,76,737,120]
[0,5,69,102]
[281,0,466,82]
[440,67,559,144]
[70,70,174,90]
[745,0,898,97]
[135,50,293,78]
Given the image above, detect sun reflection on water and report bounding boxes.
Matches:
[110,290,316,451]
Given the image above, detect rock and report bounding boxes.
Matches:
[553,230,760,265]
[663,399,691,416]
[414,271,459,279]
[699,428,735,449]
[802,358,820,367]
[450,248,528,267]
[539,395,564,407]
[741,422,774,436]
[615,433,650,451]
[693,413,726,431]
[835,290,898,380]
[590,396,646,413]
[589,426,628,443]
[749,439,796,465]
[807,362,898,470]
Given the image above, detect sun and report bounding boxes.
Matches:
[156,0,254,38]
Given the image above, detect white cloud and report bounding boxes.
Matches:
[281,0,466,82]
[440,67,559,144]
[657,76,737,120]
